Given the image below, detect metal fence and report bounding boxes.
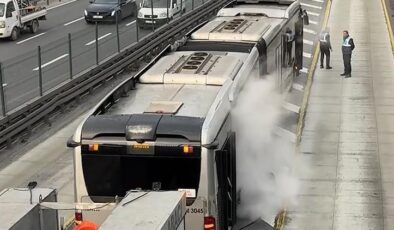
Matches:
[0,0,206,116]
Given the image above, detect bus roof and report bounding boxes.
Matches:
[191,0,299,43]
[105,51,248,118]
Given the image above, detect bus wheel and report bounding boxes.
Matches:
[30,20,39,34]
[10,27,19,41]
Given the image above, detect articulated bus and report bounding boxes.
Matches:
[68,0,308,229]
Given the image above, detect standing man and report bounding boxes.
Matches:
[319,27,332,69]
[341,30,355,78]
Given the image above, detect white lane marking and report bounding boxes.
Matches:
[304,39,314,45]
[126,21,136,26]
[309,20,318,25]
[301,3,322,9]
[33,54,69,71]
[304,28,317,35]
[64,17,84,26]
[292,83,304,91]
[85,33,112,46]
[311,0,324,2]
[283,102,300,114]
[303,52,312,58]
[300,67,309,74]
[47,0,77,10]
[16,32,46,44]
[308,11,320,16]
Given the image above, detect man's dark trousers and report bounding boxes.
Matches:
[320,45,330,67]
[343,53,352,74]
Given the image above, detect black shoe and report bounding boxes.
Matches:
[320,65,324,69]
[326,66,332,69]
[345,74,351,78]
[340,73,346,76]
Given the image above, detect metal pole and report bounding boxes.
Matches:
[95,22,99,65]
[0,63,6,116]
[46,0,49,5]
[180,0,183,16]
[68,33,73,79]
[166,0,169,24]
[38,46,43,97]
[150,0,154,31]
[135,7,139,42]
[116,0,120,53]
[192,0,194,11]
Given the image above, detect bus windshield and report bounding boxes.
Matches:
[0,4,5,17]
[142,0,170,8]
[81,144,201,204]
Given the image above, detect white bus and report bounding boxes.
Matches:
[68,1,307,229]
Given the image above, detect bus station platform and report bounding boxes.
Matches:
[287,0,394,229]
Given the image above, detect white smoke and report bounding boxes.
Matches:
[232,78,299,222]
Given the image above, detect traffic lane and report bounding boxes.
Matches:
[0,0,91,61]
[0,0,143,61]
[3,0,215,110]
[2,23,148,110]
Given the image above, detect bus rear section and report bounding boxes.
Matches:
[79,114,205,229]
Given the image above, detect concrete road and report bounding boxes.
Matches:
[0,0,203,112]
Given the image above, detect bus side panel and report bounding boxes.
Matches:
[185,199,204,230]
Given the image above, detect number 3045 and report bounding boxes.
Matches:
[187,208,203,214]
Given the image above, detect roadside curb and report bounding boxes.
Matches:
[274,0,333,229]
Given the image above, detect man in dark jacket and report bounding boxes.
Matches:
[319,27,332,69]
[340,30,355,78]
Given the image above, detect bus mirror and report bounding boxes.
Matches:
[67,136,80,148]
[303,10,309,25]
[303,15,309,25]
[89,0,94,3]
[139,2,142,8]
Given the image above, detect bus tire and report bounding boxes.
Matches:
[30,20,39,34]
[10,27,19,41]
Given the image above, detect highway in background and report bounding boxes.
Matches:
[0,0,202,112]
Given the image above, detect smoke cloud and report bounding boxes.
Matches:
[232,78,299,223]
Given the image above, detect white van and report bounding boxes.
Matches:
[137,0,185,29]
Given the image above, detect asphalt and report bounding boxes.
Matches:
[0,0,203,112]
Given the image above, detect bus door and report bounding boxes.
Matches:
[215,132,237,230]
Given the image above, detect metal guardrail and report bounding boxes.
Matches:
[0,0,231,147]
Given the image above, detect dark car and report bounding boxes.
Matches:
[84,0,137,23]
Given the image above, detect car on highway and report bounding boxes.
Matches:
[84,0,137,23]
[137,0,185,29]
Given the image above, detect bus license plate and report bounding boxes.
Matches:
[145,20,156,24]
[93,15,103,19]
[130,143,154,155]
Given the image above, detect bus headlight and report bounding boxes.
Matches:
[111,10,116,17]
[0,21,5,28]
[84,10,88,16]
[138,11,143,18]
